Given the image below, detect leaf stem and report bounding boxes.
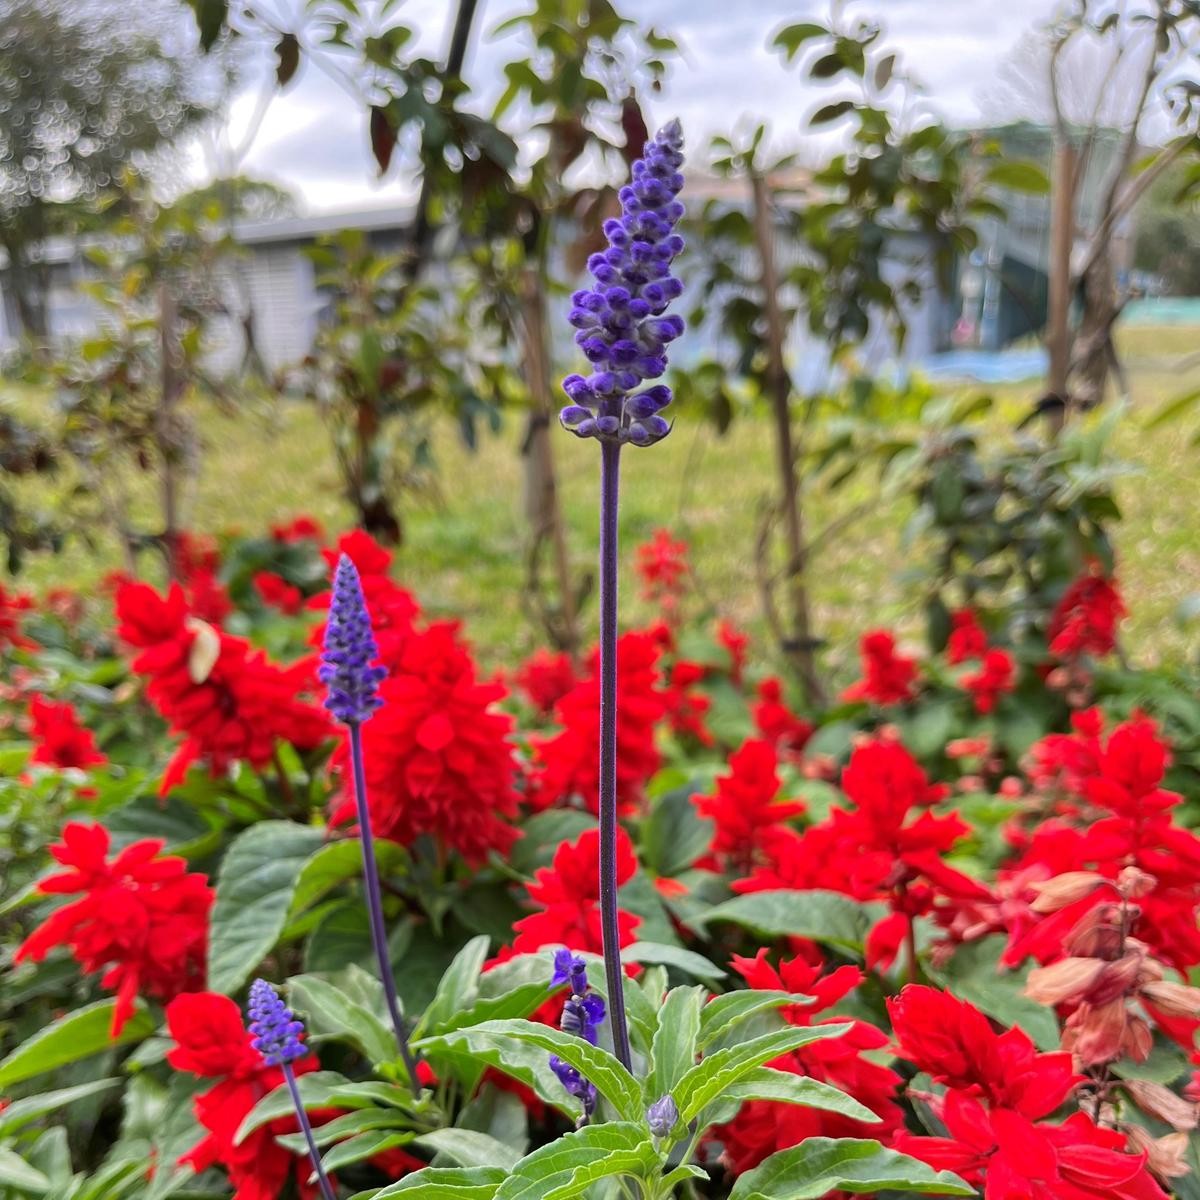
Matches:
[348,721,422,1092]
[598,440,633,1072]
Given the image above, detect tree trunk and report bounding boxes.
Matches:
[3,241,49,341]
[519,267,580,657]
[1045,139,1077,426]
[750,172,825,706]
[158,284,184,580]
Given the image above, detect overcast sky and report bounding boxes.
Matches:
[195,0,1061,214]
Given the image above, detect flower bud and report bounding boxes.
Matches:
[1125,1079,1199,1131]
[646,1094,679,1138]
[1029,871,1106,914]
[1141,980,1200,1018]
[1026,956,1105,1005]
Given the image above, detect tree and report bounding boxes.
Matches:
[1134,158,1200,294]
[0,0,209,338]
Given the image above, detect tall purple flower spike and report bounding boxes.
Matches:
[320,554,421,1094]
[548,950,605,1125]
[560,119,686,448]
[247,980,336,1200]
[557,121,687,1076]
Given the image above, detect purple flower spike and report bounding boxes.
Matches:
[548,950,606,1125]
[247,978,307,1066]
[559,119,686,448]
[551,948,589,995]
[319,554,387,725]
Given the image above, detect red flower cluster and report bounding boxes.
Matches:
[694,739,804,875]
[271,514,325,543]
[528,630,666,815]
[716,619,749,684]
[172,532,233,626]
[0,583,35,653]
[635,528,689,629]
[253,571,303,615]
[17,823,211,1035]
[712,948,903,1174]
[116,580,331,793]
[962,648,1016,714]
[752,677,812,761]
[515,649,578,716]
[890,985,1167,1200]
[947,608,988,664]
[1048,566,1126,659]
[334,620,520,864]
[26,695,106,771]
[662,659,713,746]
[842,631,918,705]
[166,992,324,1200]
[512,826,641,955]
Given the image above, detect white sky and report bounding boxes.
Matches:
[195,0,1063,214]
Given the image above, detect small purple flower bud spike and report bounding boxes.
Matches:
[548,950,606,1127]
[320,554,421,1094]
[247,980,337,1200]
[646,1093,680,1138]
[558,119,686,448]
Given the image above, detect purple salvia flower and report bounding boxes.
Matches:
[319,554,387,725]
[548,951,605,1125]
[559,119,686,448]
[247,977,307,1066]
[319,553,421,1093]
[246,980,336,1200]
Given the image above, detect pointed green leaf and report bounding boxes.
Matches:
[0,1146,49,1192]
[0,1079,120,1135]
[419,935,490,1036]
[698,990,813,1050]
[728,1138,972,1198]
[694,890,884,954]
[496,1122,657,1200]
[320,1130,413,1175]
[707,1067,880,1125]
[649,986,703,1109]
[0,1001,154,1087]
[368,1165,505,1198]
[622,942,725,980]
[415,1128,522,1171]
[234,1071,354,1144]
[287,974,394,1063]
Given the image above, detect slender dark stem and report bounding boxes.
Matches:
[598,440,633,1072]
[348,723,422,1092]
[283,1063,337,1200]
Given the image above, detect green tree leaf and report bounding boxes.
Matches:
[0,1000,154,1087]
[207,821,326,994]
[985,161,1051,194]
[773,22,827,61]
[728,1138,972,1198]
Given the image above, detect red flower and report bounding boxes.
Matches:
[515,649,578,716]
[271,515,325,543]
[116,580,331,793]
[166,992,325,1200]
[16,823,212,1035]
[528,631,666,815]
[752,678,812,761]
[512,827,641,955]
[716,619,749,684]
[253,571,303,615]
[962,648,1016,714]
[711,949,903,1174]
[947,608,988,664]
[662,660,713,746]
[1048,567,1126,659]
[0,584,36,652]
[694,739,805,875]
[635,529,689,604]
[842,631,918,705]
[332,621,519,864]
[26,696,106,770]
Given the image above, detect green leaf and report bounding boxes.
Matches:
[728,1138,972,1198]
[278,1108,408,1150]
[985,161,1050,194]
[622,941,725,981]
[438,983,551,1036]
[649,986,704,1111]
[419,935,490,1036]
[290,838,404,917]
[417,1020,642,1121]
[674,1024,852,1124]
[694,890,884,954]
[811,100,856,125]
[1145,387,1200,431]
[698,990,813,1050]
[0,1146,50,1193]
[287,974,395,1063]
[234,1071,355,1144]
[495,1122,658,1200]
[207,821,326,994]
[0,1079,120,1136]
[715,1067,879,1123]
[322,1130,412,1175]
[773,21,827,60]
[640,784,713,877]
[369,1165,505,1199]
[415,1128,522,1171]
[0,1001,154,1087]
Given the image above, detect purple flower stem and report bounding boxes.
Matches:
[348,721,422,1093]
[598,439,633,1072]
[283,1062,338,1200]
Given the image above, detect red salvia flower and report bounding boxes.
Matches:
[115,580,331,793]
[26,695,106,770]
[528,630,666,815]
[270,514,325,543]
[694,739,805,875]
[512,826,641,955]
[166,992,325,1200]
[1048,566,1126,659]
[0,584,36,653]
[715,619,749,684]
[331,621,520,864]
[16,823,212,1035]
[515,649,579,716]
[752,677,812,761]
[842,631,918,705]
[962,647,1016,714]
[253,571,303,615]
[946,608,988,664]
[662,659,713,746]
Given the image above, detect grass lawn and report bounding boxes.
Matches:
[4,322,1199,680]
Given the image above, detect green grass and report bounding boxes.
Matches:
[5,322,1199,676]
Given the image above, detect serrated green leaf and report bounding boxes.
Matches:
[0,1001,154,1087]
[287,974,394,1063]
[207,822,326,993]
[728,1137,972,1198]
[698,990,813,1050]
[496,1122,657,1200]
